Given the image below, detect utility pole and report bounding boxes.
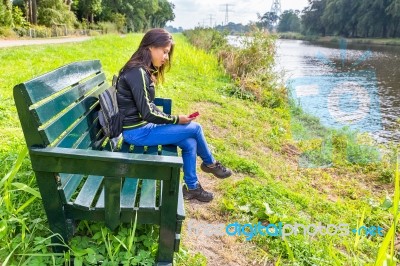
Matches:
[209,14,215,28]
[267,0,282,30]
[202,19,207,28]
[270,0,282,19]
[219,4,234,25]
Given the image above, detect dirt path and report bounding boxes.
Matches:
[0,36,91,48]
[181,172,267,266]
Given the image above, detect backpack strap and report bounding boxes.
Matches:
[112,74,119,87]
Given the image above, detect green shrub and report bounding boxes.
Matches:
[183,28,227,52]
[88,30,101,36]
[98,21,118,34]
[12,6,28,28]
[111,13,127,33]
[29,25,51,37]
[0,1,13,27]
[0,26,18,38]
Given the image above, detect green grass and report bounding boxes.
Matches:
[0,33,399,265]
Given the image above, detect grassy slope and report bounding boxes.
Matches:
[0,34,395,265]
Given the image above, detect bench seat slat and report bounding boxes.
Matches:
[121,178,139,210]
[23,60,102,104]
[95,178,139,210]
[139,179,157,210]
[161,145,178,156]
[74,175,103,210]
[60,173,85,203]
[132,146,144,154]
[33,73,106,124]
[95,188,105,209]
[119,142,131,153]
[59,173,71,187]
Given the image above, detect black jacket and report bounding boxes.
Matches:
[116,67,179,129]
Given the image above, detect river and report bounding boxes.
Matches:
[275,39,400,143]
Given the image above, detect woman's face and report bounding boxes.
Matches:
[149,43,171,68]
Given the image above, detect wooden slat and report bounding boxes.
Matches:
[59,173,71,187]
[161,145,178,156]
[146,146,158,154]
[73,175,103,210]
[132,146,145,154]
[139,179,157,209]
[95,178,140,210]
[74,119,102,149]
[121,178,139,210]
[119,142,131,153]
[60,174,84,203]
[22,60,102,104]
[177,182,185,220]
[56,108,100,148]
[95,188,105,209]
[33,73,106,125]
[40,88,105,144]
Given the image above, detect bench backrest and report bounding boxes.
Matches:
[14,60,106,150]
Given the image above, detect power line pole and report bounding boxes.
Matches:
[270,0,282,17]
[219,4,234,25]
[209,14,215,28]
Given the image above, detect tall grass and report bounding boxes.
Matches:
[375,153,399,266]
[184,28,286,109]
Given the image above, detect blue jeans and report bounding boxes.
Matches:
[122,122,215,189]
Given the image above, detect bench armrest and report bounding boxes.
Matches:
[29,147,183,180]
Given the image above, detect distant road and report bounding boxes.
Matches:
[0,36,91,48]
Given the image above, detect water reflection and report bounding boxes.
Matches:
[276,39,400,143]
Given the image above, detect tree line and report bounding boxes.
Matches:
[260,0,400,38]
[0,0,175,32]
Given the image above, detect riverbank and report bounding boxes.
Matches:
[0,33,398,265]
[279,32,400,46]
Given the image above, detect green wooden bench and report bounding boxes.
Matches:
[13,60,185,265]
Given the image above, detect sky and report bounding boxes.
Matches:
[167,0,310,29]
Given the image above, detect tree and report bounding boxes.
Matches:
[301,0,327,36]
[150,0,174,28]
[321,0,360,37]
[386,0,400,37]
[78,0,102,23]
[258,11,279,31]
[277,9,301,32]
[38,0,76,27]
[0,0,13,26]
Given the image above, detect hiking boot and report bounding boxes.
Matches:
[182,183,214,202]
[201,161,232,179]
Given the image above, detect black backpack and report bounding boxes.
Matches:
[98,75,124,150]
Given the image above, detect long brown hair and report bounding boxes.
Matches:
[120,28,174,83]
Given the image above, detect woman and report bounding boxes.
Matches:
[116,28,232,202]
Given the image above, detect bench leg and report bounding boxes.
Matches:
[157,168,180,265]
[104,176,121,230]
[35,171,72,252]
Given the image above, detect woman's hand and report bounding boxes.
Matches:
[178,114,196,124]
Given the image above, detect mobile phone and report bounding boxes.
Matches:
[188,111,199,118]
